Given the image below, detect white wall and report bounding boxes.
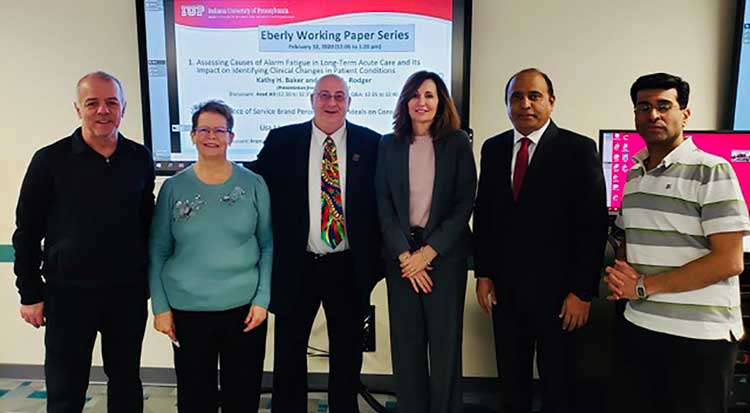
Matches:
[0,0,737,377]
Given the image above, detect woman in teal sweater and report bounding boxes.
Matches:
[149,100,272,413]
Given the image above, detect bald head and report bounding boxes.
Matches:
[313,74,349,96]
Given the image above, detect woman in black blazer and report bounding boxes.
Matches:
[375,71,477,413]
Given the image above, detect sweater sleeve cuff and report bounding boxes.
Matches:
[152,302,170,315]
[251,295,270,310]
[18,279,45,305]
[20,291,44,305]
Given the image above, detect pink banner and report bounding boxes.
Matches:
[174,0,452,29]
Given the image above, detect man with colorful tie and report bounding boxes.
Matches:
[251,74,382,413]
[473,68,608,413]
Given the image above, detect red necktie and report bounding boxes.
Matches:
[512,137,531,201]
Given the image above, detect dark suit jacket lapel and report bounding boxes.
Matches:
[424,137,446,234]
[528,121,558,168]
[501,132,515,203]
[395,136,410,228]
[345,121,361,229]
[298,121,313,229]
[520,121,558,199]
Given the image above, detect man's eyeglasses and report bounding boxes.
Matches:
[315,92,347,102]
[634,101,678,114]
[194,127,230,137]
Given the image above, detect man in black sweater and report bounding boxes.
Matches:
[12,71,155,413]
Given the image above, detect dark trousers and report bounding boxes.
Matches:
[44,284,147,413]
[385,258,467,413]
[492,303,576,413]
[271,251,364,413]
[608,319,738,413]
[172,304,267,413]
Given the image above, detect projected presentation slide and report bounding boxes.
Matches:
[140,0,455,170]
[600,131,750,212]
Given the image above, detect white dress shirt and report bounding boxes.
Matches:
[308,122,349,253]
[510,119,551,184]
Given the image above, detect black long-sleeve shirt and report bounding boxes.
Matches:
[12,128,155,304]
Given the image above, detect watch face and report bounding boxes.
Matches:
[636,276,647,299]
[636,285,646,299]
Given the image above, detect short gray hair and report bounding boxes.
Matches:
[313,74,349,96]
[76,71,125,103]
[191,100,234,131]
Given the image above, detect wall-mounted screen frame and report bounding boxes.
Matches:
[136,0,473,174]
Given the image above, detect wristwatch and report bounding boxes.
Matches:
[635,275,648,300]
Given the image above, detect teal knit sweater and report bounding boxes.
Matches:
[149,163,272,314]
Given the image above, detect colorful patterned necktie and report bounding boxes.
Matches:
[321,135,346,248]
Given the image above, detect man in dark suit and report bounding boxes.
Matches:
[473,68,608,413]
[251,74,382,413]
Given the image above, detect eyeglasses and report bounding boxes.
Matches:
[194,127,230,137]
[634,101,678,114]
[315,92,347,102]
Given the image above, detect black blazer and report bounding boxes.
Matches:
[473,121,608,313]
[375,130,477,268]
[251,120,383,315]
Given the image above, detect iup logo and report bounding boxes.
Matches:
[181,5,205,17]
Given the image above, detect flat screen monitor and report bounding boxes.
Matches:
[731,0,750,129]
[599,130,750,213]
[136,0,472,174]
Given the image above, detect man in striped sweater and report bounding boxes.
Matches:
[605,73,750,413]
